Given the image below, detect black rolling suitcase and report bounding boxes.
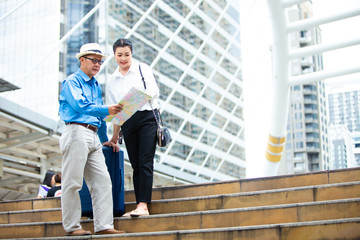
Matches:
[79,146,125,217]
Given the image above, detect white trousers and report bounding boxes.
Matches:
[59,124,114,233]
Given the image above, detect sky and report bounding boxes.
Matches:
[239,0,360,178]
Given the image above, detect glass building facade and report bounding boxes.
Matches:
[101,0,245,182]
[0,0,245,186]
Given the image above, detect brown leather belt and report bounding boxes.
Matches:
[65,122,98,132]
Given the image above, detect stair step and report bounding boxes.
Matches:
[127,167,360,202]
[1,167,359,213]
[19,218,360,240]
[2,181,359,224]
[1,198,359,239]
[0,198,60,213]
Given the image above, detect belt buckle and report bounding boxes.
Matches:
[86,124,98,132]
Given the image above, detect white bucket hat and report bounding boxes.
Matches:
[76,43,107,59]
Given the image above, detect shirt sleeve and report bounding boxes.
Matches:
[62,77,109,118]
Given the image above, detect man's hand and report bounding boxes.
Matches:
[108,104,123,115]
[103,141,120,152]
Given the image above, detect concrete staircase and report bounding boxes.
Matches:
[0,167,359,239]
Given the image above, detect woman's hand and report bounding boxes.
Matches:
[103,141,120,152]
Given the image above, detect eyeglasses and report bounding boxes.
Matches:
[83,56,104,65]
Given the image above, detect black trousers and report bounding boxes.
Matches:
[121,110,157,204]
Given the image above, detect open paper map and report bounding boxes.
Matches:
[104,87,152,125]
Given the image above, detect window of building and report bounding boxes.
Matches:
[233,106,243,119]
[161,111,184,131]
[228,83,242,98]
[220,97,235,113]
[201,130,217,146]
[202,87,222,105]
[193,103,212,122]
[190,13,211,34]
[230,144,245,159]
[220,16,236,35]
[211,114,226,129]
[168,141,192,159]
[163,0,190,17]
[225,121,240,136]
[170,91,194,112]
[151,6,180,31]
[202,44,222,62]
[181,75,204,94]
[212,72,230,90]
[155,58,183,81]
[221,57,237,74]
[215,137,232,152]
[181,121,202,139]
[204,155,221,170]
[158,81,172,101]
[189,149,207,166]
[219,161,243,178]
[212,30,229,49]
[192,58,211,78]
[167,42,193,64]
[199,1,219,21]
[179,26,203,48]
[138,19,168,48]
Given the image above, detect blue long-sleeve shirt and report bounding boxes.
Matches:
[59,68,109,143]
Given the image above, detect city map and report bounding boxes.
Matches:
[104,87,152,125]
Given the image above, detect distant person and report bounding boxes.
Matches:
[108,38,160,217]
[59,43,125,236]
[37,170,55,198]
[47,172,62,197]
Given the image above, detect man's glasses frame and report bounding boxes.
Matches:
[83,56,104,65]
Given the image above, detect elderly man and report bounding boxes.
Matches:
[59,43,124,236]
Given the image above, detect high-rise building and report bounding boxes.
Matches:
[0,0,244,196]
[328,90,360,133]
[328,125,355,169]
[279,3,330,174]
[101,0,245,183]
[351,132,360,167]
[0,0,61,120]
[327,87,360,168]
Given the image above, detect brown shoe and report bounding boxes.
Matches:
[66,229,92,236]
[95,228,125,235]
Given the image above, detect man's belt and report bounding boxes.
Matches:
[65,122,98,132]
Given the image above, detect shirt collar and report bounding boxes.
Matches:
[113,60,139,77]
[77,68,96,83]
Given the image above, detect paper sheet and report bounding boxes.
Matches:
[104,87,152,125]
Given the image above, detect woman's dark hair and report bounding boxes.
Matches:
[43,170,55,187]
[113,38,133,53]
[54,173,62,184]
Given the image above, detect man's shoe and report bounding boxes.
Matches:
[130,209,149,217]
[95,228,125,235]
[66,229,92,236]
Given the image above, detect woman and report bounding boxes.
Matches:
[37,170,55,198]
[108,38,160,217]
[47,172,62,197]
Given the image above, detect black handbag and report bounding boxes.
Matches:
[139,64,172,147]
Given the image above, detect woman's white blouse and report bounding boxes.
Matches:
[107,60,160,111]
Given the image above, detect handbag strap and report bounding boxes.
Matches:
[139,64,164,127]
